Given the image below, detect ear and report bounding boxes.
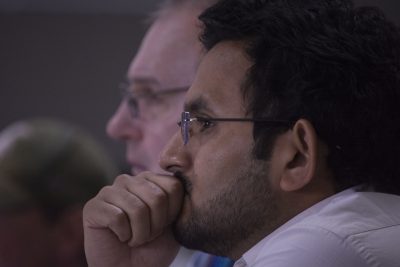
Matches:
[278,119,318,192]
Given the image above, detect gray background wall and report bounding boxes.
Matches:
[0,14,148,171]
[1,0,399,171]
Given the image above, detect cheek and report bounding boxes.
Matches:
[191,128,254,202]
[143,118,180,152]
[141,116,181,170]
[145,99,182,139]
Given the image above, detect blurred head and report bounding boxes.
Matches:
[0,119,116,267]
[107,0,215,174]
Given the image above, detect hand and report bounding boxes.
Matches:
[83,172,184,267]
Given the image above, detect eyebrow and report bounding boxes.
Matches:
[184,97,214,115]
[125,77,190,96]
[121,77,161,96]
[125,77,161,88]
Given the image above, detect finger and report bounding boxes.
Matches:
[83,187,132,243]
[100,181,152,246]
[118,175,169,239]
[141,173,184,223]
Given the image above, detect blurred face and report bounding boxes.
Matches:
[160,42,281,258]
[107,6,204,174]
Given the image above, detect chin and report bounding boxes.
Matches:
[172,197,215,254]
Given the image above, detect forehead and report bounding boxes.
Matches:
[127,6,204,90]
[185,41,252,116]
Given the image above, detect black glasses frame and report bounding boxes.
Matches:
[179,111,292,145]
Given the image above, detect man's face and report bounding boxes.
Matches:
[107,6,203,174]
[160,41,282,258]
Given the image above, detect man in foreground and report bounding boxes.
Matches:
[84,0,400,266]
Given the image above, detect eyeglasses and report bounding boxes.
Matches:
[120,83,188,119]
[178,111,292,145]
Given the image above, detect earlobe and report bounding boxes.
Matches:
[279,119,318,192]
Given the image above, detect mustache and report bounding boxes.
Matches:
[174,171,192,195]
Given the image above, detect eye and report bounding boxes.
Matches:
[126,96,139,117]
[145,92,162,102]
[197,118,214,131]
[127,96,138,107]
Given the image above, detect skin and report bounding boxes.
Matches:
[160,41,285,258]
[161,41,279,257]
[106,4,204,174]
[84,41,336,266]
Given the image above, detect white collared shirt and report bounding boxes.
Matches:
[234,188,400,267]
[170,247,197,267]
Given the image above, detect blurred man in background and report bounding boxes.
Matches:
[106,0,233,266]
[0,118,116,267]
[107,0,206,174]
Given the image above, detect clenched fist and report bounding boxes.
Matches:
[83,172,184,267]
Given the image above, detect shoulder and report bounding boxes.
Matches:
[250,190,400,267]
[251,224,367,267]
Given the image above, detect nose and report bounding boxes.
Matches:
[106,101,143,141]
[159,130,190,173]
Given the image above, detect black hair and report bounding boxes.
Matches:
[199,0,400,194]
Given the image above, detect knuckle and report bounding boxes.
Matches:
[108,209,127,229]
[127,198,149,217]
[134,204,149,218]
[97,185,114,198]
[114,174,131,185]
[148,190,167,209]
[100,184,113,193]
[138,171,153,177]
